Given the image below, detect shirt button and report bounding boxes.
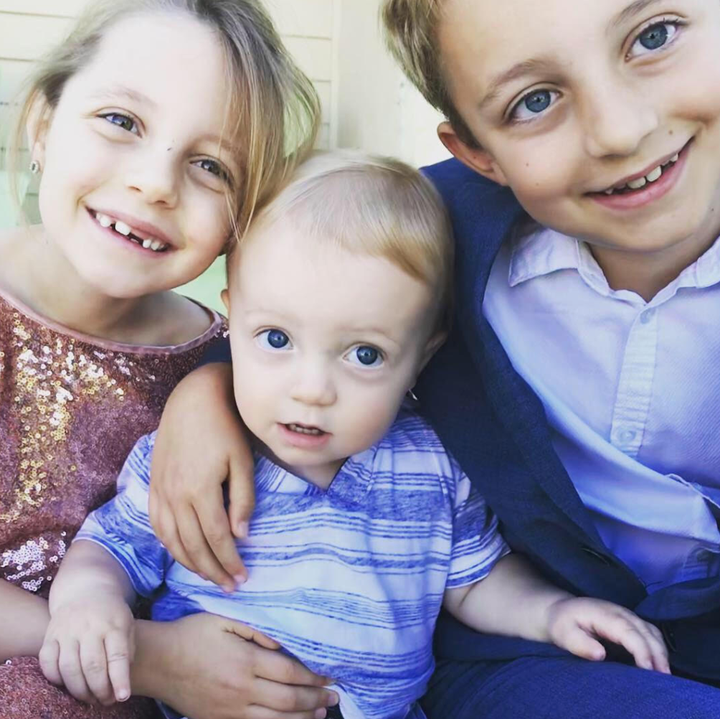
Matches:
[617,428,637,444]
[640,309,656,324]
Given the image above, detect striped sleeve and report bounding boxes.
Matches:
[446,459,511,589]
[75,433,171,597]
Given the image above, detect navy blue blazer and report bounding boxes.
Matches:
[419,158,720,679]
[203,158,720,679]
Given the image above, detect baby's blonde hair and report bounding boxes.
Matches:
[381,0,478,148]
[7,0,320,236]
[238,151,454,334]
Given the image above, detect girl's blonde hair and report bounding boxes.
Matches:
[8,0,320,236]
[381,0,478,148]
[239,151,455,334]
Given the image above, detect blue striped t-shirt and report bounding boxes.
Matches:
[77,408,509,719]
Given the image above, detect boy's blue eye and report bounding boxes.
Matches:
[347,345,383,368]
[638,23,669,51]
[102,113,137,134]
[258,329,290,350]
[523,91,552,115]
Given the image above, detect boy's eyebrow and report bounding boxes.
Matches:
[611,0,666,31]
[478,59,554,111]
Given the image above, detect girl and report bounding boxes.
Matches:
[0,1,335,718]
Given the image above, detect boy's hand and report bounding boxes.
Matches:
[546,597,670,673]
[39,594,135,705]
[150,363,255,592]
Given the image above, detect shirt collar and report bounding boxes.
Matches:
[508,226,720,301]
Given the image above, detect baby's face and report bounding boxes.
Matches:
[438,0,720,262]
[223,220,440,487]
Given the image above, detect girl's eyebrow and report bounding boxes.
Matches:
[90,84,155,108]
[611,0,666,31]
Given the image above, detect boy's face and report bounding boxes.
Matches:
[223,220,440,487]
[437,0,720,260]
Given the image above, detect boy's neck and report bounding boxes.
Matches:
[590,225,720,302]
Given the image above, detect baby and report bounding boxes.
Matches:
[41,153,668,719]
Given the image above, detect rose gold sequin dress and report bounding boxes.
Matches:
[0,289,225,718]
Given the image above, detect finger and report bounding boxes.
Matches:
[80,636,114,705]
[58,640,94,704]
[556,624,607,662]
[176,505,236,591]
[632,621,671,674]
[195,483,247,584]
[590,614,655,670]
[246,706,331,719]
[38,639,63,686]
[227,448,256,540]
[251,678,339,713]
[252,645,333,687]
[224,621,282,650]
[105,630,133,702]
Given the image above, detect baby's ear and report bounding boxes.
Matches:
[26,96,52,169]
[419,331,447,374]
[437,121,509,187]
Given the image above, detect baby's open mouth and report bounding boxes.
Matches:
[284,423,326,436]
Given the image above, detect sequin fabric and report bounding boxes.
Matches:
[0,290,225,718]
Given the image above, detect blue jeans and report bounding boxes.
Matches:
[422,657,720,719]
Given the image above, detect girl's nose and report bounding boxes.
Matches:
[125,152,180,207]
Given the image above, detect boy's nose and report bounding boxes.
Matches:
[581,83,659,159]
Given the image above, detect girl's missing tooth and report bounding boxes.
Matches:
[0,2,332,719]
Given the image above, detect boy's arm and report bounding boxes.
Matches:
[444,554,670,673]
[150,360,255,591]
[40,540,137,706]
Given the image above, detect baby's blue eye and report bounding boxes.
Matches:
[258,329,291,350]
[347,345,383,368]
[102,113,137,134]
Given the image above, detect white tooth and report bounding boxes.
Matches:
[627,177,647,190]
[604,189,614,195]
[670,153,679,163]
[646,166,663,183]
[150,240,163,251]
[114,220,132,236]
[142,239,152,249]
[97,213,113,228]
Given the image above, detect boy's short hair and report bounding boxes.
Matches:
[381,0,478,148]
[235,150,454,334]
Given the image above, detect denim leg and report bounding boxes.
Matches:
[422,657,720,719]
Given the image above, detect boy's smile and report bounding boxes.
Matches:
[437,0,720,297]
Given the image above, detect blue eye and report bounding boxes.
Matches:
[347,345,383,368]
[510,89,559,122]
[101,113,138,134]
[630,21,680,57]
[258,329,291,350]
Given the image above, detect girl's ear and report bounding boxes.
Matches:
[26,96,51,169]
[437,121,509,187]
[220,288,230,313]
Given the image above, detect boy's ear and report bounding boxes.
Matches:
[26,96,51,170]
[438,121,509,187]
[220,288,230,313]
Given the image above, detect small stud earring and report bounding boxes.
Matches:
[407,388,419,403]
[29,160,41,175]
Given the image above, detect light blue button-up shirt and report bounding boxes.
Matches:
[484,227,720,592]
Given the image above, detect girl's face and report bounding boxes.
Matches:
[32,12,241,299]
[438,0,720,270]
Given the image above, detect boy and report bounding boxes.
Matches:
[39,154,667,719]
[149,2,720,717]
